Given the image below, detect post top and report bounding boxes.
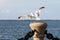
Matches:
[30,22,47,27]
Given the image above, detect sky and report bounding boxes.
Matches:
[0,0,60,20]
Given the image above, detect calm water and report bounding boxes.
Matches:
[0,20,60,40]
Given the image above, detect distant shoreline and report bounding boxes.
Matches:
[0,20,60,21]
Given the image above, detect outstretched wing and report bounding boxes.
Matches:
[34,7,45,17]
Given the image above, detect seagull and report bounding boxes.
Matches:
[18,7,45,20]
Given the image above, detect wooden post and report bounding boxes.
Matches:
[29,22,47,40]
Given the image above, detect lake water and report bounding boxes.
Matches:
[0,20,60,40]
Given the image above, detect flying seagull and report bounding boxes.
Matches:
[18,7,45,20]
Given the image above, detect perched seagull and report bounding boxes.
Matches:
[18,7,45,20]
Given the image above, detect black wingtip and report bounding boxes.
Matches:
[18,16,22,19]
[39,7,45,9]
[41,7,45,8]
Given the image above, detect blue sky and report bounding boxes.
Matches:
[0,0,60,20]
